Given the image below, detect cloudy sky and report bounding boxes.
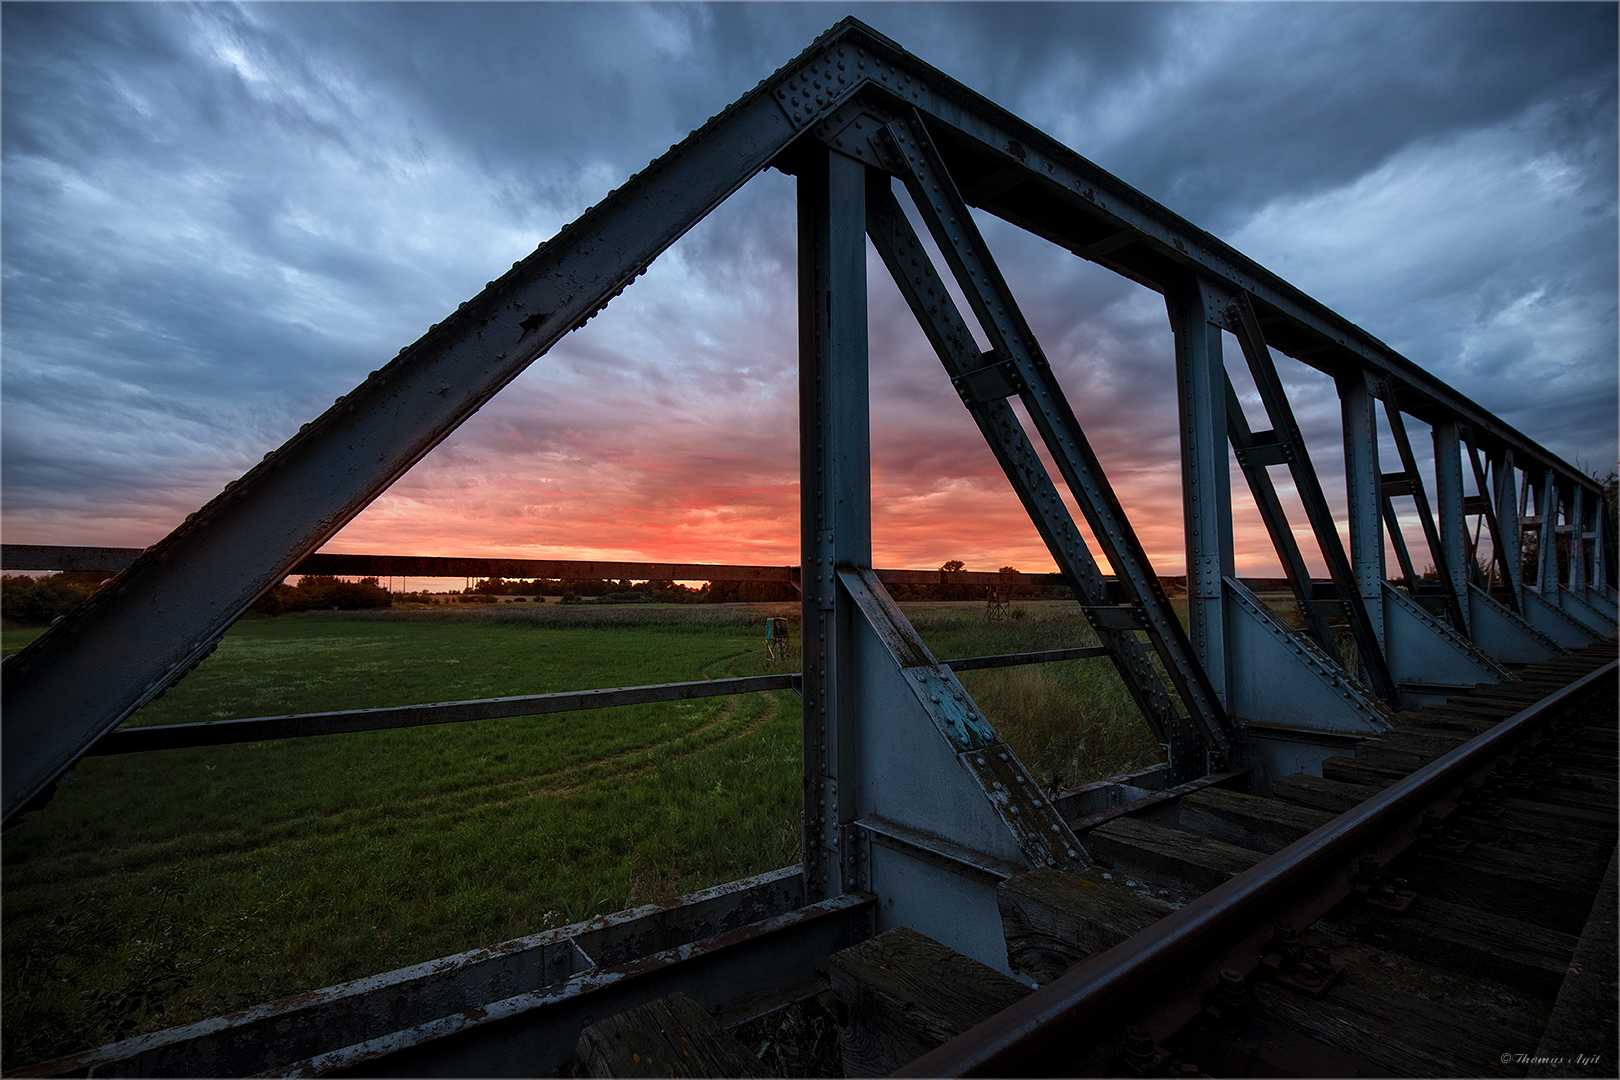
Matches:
[4,2,1615,577]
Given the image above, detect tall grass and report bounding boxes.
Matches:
[905,603,1164,793]
[0,598,1167,1067]
[1,612,800,1068]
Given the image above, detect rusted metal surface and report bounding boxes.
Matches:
[855,815,1026,887]
[325,891,874,1078]
[19,867,874,1079]
[898,661,1617,1077]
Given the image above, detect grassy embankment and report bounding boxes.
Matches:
[1,600,1155,1066]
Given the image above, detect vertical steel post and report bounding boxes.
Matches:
[1223,376,1341,659]
[1569,487,1587,593]
[798,146,869,903]
[1593,490,1609,593]
[1339,368,1386,648]
[1169,279,1234,709]
[1538,470,1559,593]
[1491,449,1521,597]
[1433,419,1470,634]
[1466,440,1520,613]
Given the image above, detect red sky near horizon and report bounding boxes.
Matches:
[1,6,1611,592]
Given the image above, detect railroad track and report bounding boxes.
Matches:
[564,648,1616,1078]
[834,645,1618,1078]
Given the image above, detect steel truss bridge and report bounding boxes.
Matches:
[4,18,1615,1077]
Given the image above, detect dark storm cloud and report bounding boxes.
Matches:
[3,3,1614,571]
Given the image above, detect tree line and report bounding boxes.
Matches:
[0,564,1068,627]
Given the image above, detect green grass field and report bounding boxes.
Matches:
[1,600,1157,1067]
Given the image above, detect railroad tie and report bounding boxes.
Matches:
[573,993,775,1078]
[1086,817,1264,894]
[884,653,1616,1078]
[996,866,1178,985]
[827,926,1031,1077]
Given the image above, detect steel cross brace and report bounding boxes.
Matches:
[1222,376,1340,659]
[863,113,1234,774]
[1464,433,1522,611]
[862,183,1192,768]
[1536,469,1560,594]
[1380,389,1469,634]
[1382,485,1423,595]
[1222,294,1397,704]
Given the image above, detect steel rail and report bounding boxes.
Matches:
[898,659,1618,1077]
[80,648,1110,755]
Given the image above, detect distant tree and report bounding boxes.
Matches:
[253,575,391,615]
[941,560,965,573]
[1,572,112,627]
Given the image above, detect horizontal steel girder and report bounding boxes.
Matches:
[82,647,1110,756]
[0,544,1060,588]
[776,36,1604,495]
[21,868,872,1078]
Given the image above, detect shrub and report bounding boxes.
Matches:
[251,575,391,616]
[1,573,113,627]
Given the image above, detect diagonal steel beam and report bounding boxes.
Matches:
[1381,392,1468,634]
[865,114,1234,772]
[863,181,1187,761]
[1222,374,1342,660]
[1465,433,1522,611]
[812,49,1604,501]
[1536,469,1560,593]
[0,26,848,825]
[1382,491,1422,594]
[1225,294,1396,703]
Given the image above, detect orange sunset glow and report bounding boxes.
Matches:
[5,6,1612,584]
